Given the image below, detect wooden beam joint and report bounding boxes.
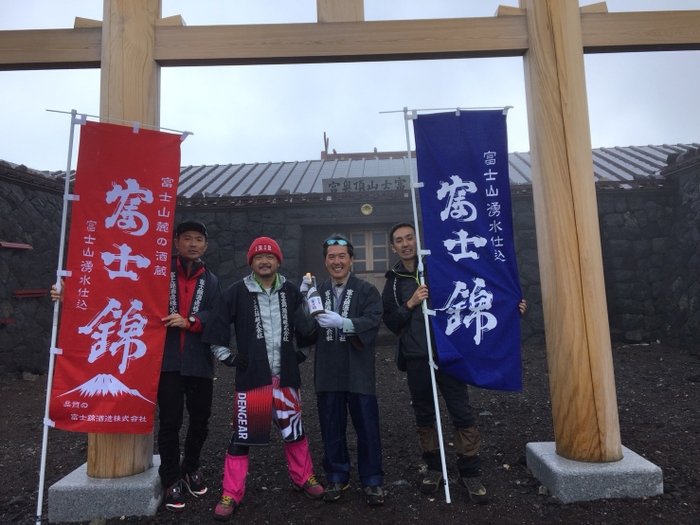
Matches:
[580,2,608,14]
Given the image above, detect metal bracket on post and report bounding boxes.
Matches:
[72,113,87,126]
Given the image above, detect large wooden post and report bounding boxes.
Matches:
[317,0,364,23]
[519,0,622,462]
[87,0,161,478]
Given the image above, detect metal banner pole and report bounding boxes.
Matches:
[35,109,81,524]
[402,107,451,504]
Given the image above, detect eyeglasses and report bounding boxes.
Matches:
[324,239,349,246]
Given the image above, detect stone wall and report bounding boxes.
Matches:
[597,188,676,343]
[657,165,700,354]
[511,194,544,344]
[0,172,63,376]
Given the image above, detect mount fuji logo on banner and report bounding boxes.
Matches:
[58,374,155,404]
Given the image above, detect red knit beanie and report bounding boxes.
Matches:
[247,237,283,266]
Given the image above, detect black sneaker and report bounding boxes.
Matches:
[323,481,349,502]
[164,480,185,512]
[364,485,385,506]
[420,469,443,494]
[459,476,489,504]
[183,469,207,497]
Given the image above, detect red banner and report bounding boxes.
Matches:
[49,121,181,433]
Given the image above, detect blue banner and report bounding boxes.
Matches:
[413,110,522,391]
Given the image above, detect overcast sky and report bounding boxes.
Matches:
[1,0,699,171]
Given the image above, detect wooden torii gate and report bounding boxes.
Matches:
[2,0,699,479]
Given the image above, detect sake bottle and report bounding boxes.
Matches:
[305,273,325,316]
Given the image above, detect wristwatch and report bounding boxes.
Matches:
[188,315,197,324]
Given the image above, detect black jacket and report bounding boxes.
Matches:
[382,259,434,368]
[162,257,221,378]
[309,273,383,396]
[203,276,313,392]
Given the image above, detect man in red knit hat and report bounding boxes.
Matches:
[204,237,323,522]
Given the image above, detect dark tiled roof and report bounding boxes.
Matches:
[8,143,699,198]
[174,144,698,198]
[0,160,64,193]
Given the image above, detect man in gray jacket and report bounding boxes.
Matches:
[382,222,527,503]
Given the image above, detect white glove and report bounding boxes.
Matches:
[300,275,312,295]
[210,345,232,361]
[317,311,344,329]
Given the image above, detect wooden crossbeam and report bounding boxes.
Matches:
[582,11,700,53]
[2,11,698,71]
[153,17,528,66]
[0,27,101,70]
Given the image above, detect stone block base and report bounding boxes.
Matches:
[48,456,161,523]
[526,442,662,503]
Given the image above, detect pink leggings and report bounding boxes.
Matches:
[221,436,314,503]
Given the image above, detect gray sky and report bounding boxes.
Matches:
[1,0,699,171]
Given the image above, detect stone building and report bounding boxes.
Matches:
[1,143,699,376]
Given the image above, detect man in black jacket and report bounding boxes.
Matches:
[203,237,323,522]
[382,222,525,504]
[158,220,223,512]
[300,234,385,506]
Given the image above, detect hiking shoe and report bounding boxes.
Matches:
[323,481,349,502]
[182,469,208,497]
[364,485,385,506]
[213,495,237,521]
[459,476,489,504]
[163,480,185,512]
[294,474,324,499]
[420,469,443,494]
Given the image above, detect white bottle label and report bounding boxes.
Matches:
[307,293,324,315]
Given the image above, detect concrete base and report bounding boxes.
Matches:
[48,456,161,523]
[526,442,663,503]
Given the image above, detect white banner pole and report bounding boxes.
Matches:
[402,107,451,504]
[35,109,81,525]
